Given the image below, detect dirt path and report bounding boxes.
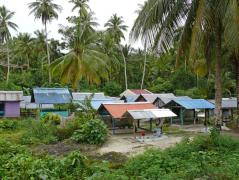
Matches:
[97,134,182,156]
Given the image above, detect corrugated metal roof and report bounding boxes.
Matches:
[210,98,237,109]
[20,96,54,109]
[126,109,177,120]
[170,99,215,109]
[33,88,71,104]
[120,95,139,102]
[72,92,105,100]
[98,102,156,119]
[130,89,152,95]
[0,91,23,101]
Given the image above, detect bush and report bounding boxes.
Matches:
[20,121,58,145]
[0,120,18,130]
[71,119,107,145]
[41,113,61,125]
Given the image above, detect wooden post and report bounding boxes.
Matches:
[112,118,116,135]
[180,108,184,126]
[150,119,152,131]
[231,109,234,121]
[193,110,196,125]
[170,117,173,125]
[137,120,140,129]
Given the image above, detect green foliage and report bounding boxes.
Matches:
[103,81,122,96]
[20,120,58,145]
[0,119,18,130]
[41,113,61,125]
[71,119,107,145]
[125,135,239,180]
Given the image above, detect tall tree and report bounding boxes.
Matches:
[131,0,236,127]
[105,14,128,89]
[69,0,89,17]
[28,0,62,84]
[0,6,18,83]
[51,11,108,90]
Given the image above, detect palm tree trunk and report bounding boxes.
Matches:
[44,22,52,84]
[6,43,10,84]
[214,24,222,127]
[121,48,128,90]
[141,43,147,89]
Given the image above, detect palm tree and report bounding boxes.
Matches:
[51,13,108,90]
[28,0,62,84]
[105,14,128,89]
[131,0,236,127]
[14,33,34,69]
[69,0,89,17]
[0,6,18,84]
[141,42,147,89]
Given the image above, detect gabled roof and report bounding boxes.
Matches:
[210,98,237,109]
[120,89,152,97]
[135,94,158,103]
[33,88,72,104]
[125,109,177,120]
[166,99,215,110]
[72,92,105,101]
[120,95,139,102]
[130,89,152,95]
[0,91,23,101]
[98,102,156,119]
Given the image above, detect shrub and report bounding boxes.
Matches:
[20,121,58,145]
[71,119,107,145]
[0,120,18,130]
[41,113,61,125]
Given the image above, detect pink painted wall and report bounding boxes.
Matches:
[4,102,20,117]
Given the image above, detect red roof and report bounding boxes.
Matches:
[99,103,156,119]
[130,89,152,95]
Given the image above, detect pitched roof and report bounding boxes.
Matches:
[125,109,177,120]
[0,91,23,101]
[167,99,215,109]
[130,89,152,95]
[98,102,156,119]
[120,95,139,102]
[210,98,237,109]
[135,94,158,103]
[72,92,105,100]
[33,88,72,104]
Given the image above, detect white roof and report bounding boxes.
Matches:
[72,92,105,100]
[0,91,23,101]
[126,109,177,120]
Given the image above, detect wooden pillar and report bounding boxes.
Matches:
[231,109,234,121]
[112,118,116,135]
[133,120,136,139]
[180,108,184,126]
[150,119,152,131]
[193,110,196,125]
[170,117,173,125]
[137,120,140,129]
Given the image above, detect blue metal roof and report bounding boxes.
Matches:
[171,99,215,109]
[33,88,72,104]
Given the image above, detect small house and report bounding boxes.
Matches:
[0,91,23,118]
[120,89,152,97]
[98,102,156,134]
[164,99,215,125]
[33,88,72,117]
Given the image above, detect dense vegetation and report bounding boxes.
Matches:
[1,120,239,179]
[0,0,237,101]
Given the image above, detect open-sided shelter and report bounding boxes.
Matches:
[33,88,72,117]
[164,99,215,125]
[0,91,23,118]
[124,109,177,137]
[98,102,156,134]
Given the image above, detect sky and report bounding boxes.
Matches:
[1,0,145,47]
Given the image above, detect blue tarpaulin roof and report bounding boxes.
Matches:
[33,88,72,104]
[168,99,215,109]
